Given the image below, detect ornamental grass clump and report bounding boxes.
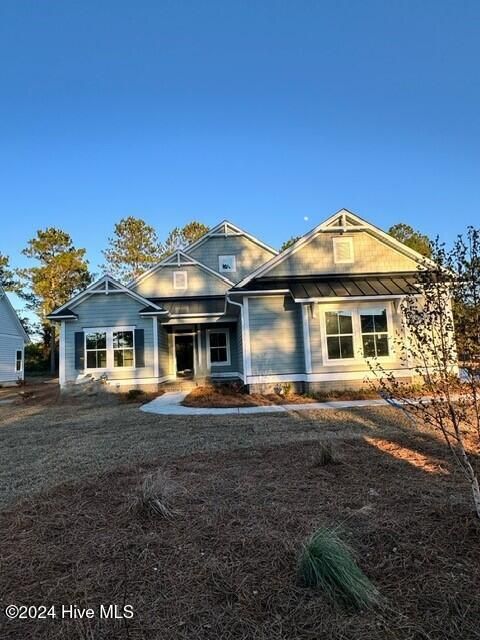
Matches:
[128,469,178,519]
[298,526,380,609]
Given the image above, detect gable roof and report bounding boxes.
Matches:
[47,274,167,320]
[181,220,278,256]
[0,285,30,342]
[235,208,435,289]
[128,249,236,289]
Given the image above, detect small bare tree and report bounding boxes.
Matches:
[371,228,480,520]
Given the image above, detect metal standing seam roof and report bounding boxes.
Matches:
[235,274,419,298]
[141,297,226,316]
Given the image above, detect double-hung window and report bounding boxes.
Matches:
[323,306,391,362]
[360,308,389,357]
[15,349,23,372]
[113,330,135,367]
[325,311,355,359]
[85,331,107,369]
[208,330,230,365]
[85,327,135,370]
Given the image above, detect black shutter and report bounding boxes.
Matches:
[135,329,145,367]
[75,332,85,370]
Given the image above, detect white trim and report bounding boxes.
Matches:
[128,249,235,288]
[197,329,202,367]
[229,289,291,296]
[162,315,237,325]
[152,317,159,378]
[333,236,354,264]
[59,321,66,386]
[293,294,418,303]
[319,302,396,367]
[206,328,231,368]
[173,271,188,290]
[243,297,252,376]
[235,208,435,289]
[245,369,414,384]
[181,220,278,256]
[218,255,237,273]
[226,294,247,376]
[302,305,312,374]
[49,314,78,320]
[49,274,164,317]
[170,312,224,318]
[84,326,136,372]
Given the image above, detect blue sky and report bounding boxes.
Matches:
[1,0,479,316]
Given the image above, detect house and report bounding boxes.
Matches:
[0,285,29,385]
[48,209,426,393]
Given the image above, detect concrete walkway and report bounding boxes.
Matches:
[140,391,390,416]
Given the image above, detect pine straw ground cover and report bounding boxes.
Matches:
[182,384,380,408]
[1,428,480,639]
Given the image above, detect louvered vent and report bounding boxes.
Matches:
[333,237,354,264]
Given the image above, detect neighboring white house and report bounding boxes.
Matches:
[0,285,29,385]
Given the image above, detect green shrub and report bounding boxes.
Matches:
[298,526,380,609]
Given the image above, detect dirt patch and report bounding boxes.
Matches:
[1,436,479,640]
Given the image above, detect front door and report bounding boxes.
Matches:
[174,335,194,378]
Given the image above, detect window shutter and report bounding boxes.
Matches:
[135,329,145,367]
[74,332,85,370]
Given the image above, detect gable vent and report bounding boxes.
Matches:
[333,237,354,264]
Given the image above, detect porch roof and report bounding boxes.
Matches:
[232,273,419,300]
[141,296,226,317]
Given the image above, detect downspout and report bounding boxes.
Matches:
[226,293,247,384]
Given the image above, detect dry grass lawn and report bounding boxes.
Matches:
[1,384,479,639]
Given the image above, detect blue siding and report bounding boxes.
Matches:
[188,235,275,284]
[248,296,305,375]
[64,293,155,382]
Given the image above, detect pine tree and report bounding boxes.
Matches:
[101,216,162,282]
[19,228,92,372]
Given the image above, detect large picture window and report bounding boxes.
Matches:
[207,330,230,365]
[113,330,134,367]
[85,327,136,370]
[360,308,389,357]
[325,311,354,359]
[85,331,107,369]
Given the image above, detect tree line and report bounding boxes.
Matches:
[0,217,209,370]
[0,216,431,371]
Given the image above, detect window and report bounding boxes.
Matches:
[113,330,134,367]
[333,237,354,264]
[15,350,23,372]
[325,311,354,359]
[84,327,136,370]
[208,330,230,365]
[173,271,187,290]
[85,331,107,369]
[360,308,389,357]
[218,255,236,273]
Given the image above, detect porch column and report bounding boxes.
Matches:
[152,317,159,378]
[59,320,66,387]
[302,304,312,374]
